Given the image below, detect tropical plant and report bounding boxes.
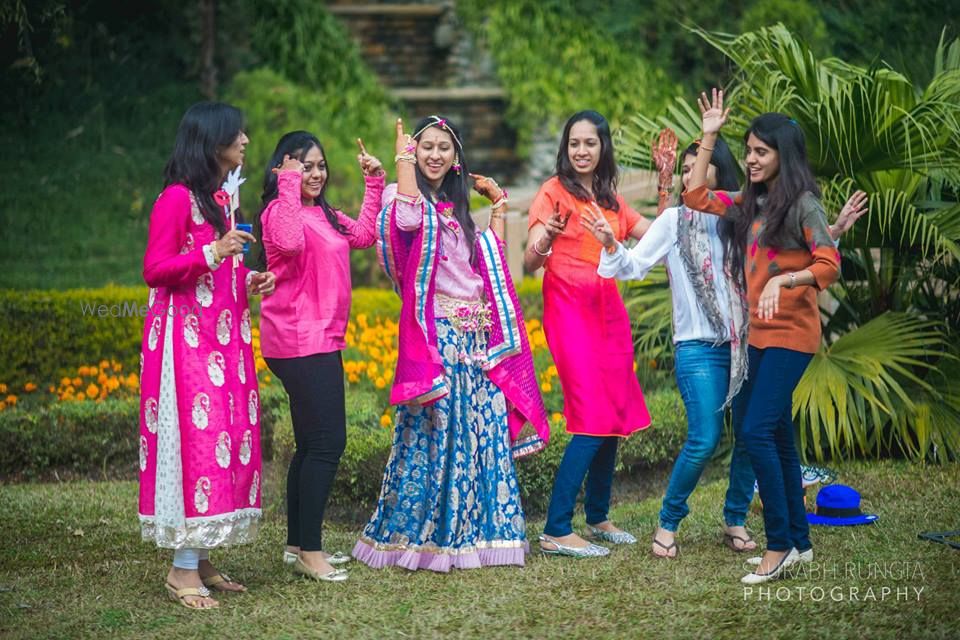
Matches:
[620,24,960,462]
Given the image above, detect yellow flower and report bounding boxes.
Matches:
[97,372,108,384]
[379,413,392,428]
[60,377,71,387]
[0,401,5,411]
[99,360,110,370]
[264,375,272,383]
[86,384,99,398]
[24,382,37,392]
[541,382,552,393]
[347,374,360,384]
[0,383,6,394]
[48,385,55,393]
[551,412,563,423]
[112,362,122,372]
[72,377,83,387]
[375,377,386,389]
[4,395,16,406]
[76,390,87,400]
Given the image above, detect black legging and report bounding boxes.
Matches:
[265,352,346,551]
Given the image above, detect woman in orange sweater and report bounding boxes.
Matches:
[683,90,841,584]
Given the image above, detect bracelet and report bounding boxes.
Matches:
[532,237,553,257]
[209,242,222,264]
[490,210,505,220]
[491,196,508,210]
[788,273,796,289]
[395,191,420,205]
[394,153,416,164]
[699,145,714,152]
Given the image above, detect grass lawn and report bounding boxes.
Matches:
[1,460,957,639]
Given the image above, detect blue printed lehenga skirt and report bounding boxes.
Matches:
[352,317,528,572]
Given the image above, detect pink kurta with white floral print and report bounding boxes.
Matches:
[138,184,262,549]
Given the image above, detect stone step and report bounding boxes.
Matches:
[390,86,506,101]
[328,3,446,17]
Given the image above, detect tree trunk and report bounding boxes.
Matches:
[199,0,217,99]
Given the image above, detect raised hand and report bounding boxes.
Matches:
[698,88,730,136]
[272,154,304,175]
[356,138,384,176]
[469,173,504,203]
[831,190,868,239]
[652,128,678,184]
[395,118,415,160]
[579,202,615,250]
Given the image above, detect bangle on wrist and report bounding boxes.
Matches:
[394,153,416,164]
[210,242,221,264]
[699,145,714,152]
[395,191,421,205]
[533,237,553,257]
[787,273,796,289]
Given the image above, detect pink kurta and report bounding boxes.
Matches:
[138,184,262,549]
[260,171,384,357]
[529,177,651,437]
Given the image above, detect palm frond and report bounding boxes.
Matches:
[794,313,953,461]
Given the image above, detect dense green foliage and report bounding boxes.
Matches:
[458,0,676,154]
[621,25,960,462]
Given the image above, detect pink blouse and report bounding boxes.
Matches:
[260,170,384,357]
[382,183,485,311]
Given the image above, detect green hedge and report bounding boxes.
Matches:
[0,286,146,389]
[0,385,289,480]
[0,287,409,389]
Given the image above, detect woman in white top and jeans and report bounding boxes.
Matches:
[583,134,863,558]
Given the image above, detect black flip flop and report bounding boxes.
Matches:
[652,536,679,559]
[723,532,757,553]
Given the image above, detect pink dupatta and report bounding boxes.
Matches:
[376,199,549,458]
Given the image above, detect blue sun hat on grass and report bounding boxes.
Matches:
[807,484,879,526]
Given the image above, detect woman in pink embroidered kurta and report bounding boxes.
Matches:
[139,102,276,610]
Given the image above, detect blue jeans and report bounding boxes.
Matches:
[733,345,812,552]
[659,341,755,532]
[543,435,619,537]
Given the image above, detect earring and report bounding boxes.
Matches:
[452,153,462,175]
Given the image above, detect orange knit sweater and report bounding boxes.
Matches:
[682,186,840,354]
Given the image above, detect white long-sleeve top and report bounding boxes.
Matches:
[597,206,733,344]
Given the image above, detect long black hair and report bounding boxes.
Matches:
[163,102,245,236]
[726,112,820,278]
[412,115,476,263]
[248,131,348,272]
[555,110,619,211]
[681,136,741,287]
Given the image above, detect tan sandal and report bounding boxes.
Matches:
[165,582,219,609]
[201,572,247,592]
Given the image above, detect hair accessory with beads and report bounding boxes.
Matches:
[413,115,463,149]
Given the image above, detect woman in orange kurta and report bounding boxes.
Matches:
[525,111,652,557]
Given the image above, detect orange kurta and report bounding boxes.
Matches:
[682,186,840,354]
[529,177,651,437]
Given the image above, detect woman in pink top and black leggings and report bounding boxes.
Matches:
[254,131,385,582]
